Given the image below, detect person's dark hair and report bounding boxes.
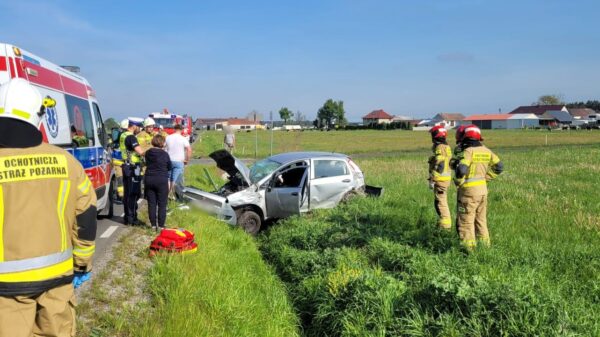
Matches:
[174,124,183,131]
[151,134,166,148]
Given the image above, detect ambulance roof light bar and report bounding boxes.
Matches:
[60,65,81,73]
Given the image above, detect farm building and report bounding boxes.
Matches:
[227,118,265,130]
[509,104,568,116]
[543,110,573,128]
[431,113,465,127]
[195,118,228,130]
[362,109,394,124]
[462,113,541,129]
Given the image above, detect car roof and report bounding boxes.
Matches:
[267,151,348,164]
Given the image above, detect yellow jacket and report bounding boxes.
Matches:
[0,142,97,296]
[455,144,503,196]
[429,143,452,183]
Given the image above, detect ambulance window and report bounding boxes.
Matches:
[92,103,107,147]
[65,95,95,147]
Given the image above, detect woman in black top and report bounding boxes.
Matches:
[144,134,172,230]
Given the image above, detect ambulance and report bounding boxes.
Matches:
[0,43,115,217]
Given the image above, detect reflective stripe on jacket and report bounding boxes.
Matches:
[429,143,452,182]
[0,143,97,296]
[456,145,501,192]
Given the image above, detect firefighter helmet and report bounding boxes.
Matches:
[143,117,156,127]
[0,78,48,128]
[455,125,467,144]
[463,125,483,141]
[120,118,130,129]
[429,125,448,139]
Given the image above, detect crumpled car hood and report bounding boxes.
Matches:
[209,149,252,186]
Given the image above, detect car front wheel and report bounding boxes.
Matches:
[237,210,261,235]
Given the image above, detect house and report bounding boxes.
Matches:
[463,113,540,129]
[544,110,573,127]
[362,109,394,125]
[227,118,265,130]
[195,118,228,130]
[569,108,596,120]
[431,113,465,128]
[509,105,568,116]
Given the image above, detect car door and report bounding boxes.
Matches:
[309,158,353,209]
[265,161,309,219]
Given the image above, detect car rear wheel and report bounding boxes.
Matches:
[237,210,261,235]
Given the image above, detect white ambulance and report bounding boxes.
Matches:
[0,43,115,217]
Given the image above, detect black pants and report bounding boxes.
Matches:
[123,164,142,225]
[145,175,169,228]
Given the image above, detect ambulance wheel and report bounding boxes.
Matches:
[237,210,261,235]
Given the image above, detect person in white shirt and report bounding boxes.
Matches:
[165,124,192,194]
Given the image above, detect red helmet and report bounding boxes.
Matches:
[463,124,483,141]
[429,125,448,139]
[455,125,467,143]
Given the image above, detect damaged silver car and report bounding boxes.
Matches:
[183,150,370,234]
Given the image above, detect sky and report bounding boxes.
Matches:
[1,0,599,121]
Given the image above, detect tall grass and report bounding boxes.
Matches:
[129,209,299,337]
[259,144,600,336]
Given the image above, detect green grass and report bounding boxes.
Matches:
[130,209,299,337]
[194,129,600,158]
[258,144,600,336]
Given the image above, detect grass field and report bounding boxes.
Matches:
[81,129,600,336]
[193,128,600,158]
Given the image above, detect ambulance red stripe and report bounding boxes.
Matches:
[8,57,15,78]
[22,59,88,99]
[0,56,6,71]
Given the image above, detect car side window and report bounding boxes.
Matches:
[314,159,349,178]
[65,94,95,147]
[275,167,307,188]
[92,102,107,147]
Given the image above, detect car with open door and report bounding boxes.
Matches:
[183,150,368,234]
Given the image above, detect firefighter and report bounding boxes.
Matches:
[0,78,97,337]
[120,117,145,225]
[137,117,156,152]
[428,125,453,229]
[111,118,130,201]
[454,125,503,251]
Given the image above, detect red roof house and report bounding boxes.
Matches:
[362,109,394,124]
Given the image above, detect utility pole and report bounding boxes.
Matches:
[270,111,273,156]
[254,111,258,158]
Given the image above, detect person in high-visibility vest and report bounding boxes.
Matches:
[454,125,503,251]
[0,78,97,337]
[428,125,453,229]
[119,117,145,225]
[111,118,130,201]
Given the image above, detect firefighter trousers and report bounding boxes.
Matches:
[433,182,452,229]
[0,283,75,337]
[456,193,490,250]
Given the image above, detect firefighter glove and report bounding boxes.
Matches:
[73,272,91,289]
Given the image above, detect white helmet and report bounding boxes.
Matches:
[0,78,47,128]
[143,117,156,127]
[120,118,130,129]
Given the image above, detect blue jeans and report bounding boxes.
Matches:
[170,161,185,185]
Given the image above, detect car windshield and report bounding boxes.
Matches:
[249,159,280,184]
[155,118,175,128]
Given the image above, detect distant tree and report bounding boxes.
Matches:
[535,94,564,105]
[567,100,600,111]
[317,99,346,127]
[295,110,304,123]
[104,118,119,131]
[278,107,293,124]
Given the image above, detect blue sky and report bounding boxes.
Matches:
[1,0,599,121]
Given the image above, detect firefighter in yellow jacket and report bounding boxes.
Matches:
[0,79,97,337]
[137,117,156,152]
[428,125,453,229]
[454,125,503,251]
